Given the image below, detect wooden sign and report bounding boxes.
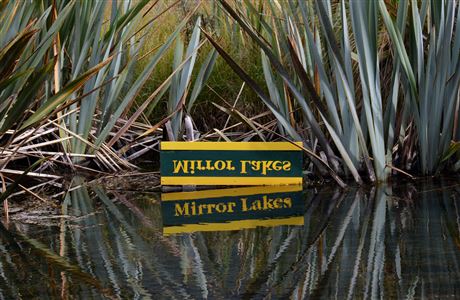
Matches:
[161,185,304,234]
[160,142,303,185]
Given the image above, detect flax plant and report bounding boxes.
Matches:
[380,0,460,174]
[167,17,218,140]
[0,0,214,174]
[204,0,460,183]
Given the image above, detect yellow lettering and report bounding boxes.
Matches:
[283,197,292,208]
[226,160,235,171]
[254,199,262,210]
[227,202,236,213]
[191,201,196,215]
[273,198,282,208]
[241,198,249,211]
[190,160,196,174]
[173,160,188,174]
[261,160,273,175]
[215,203,227,213]
[206,204,216,214]
[215,160,226,171]
[174,203,189,216]
[251,161,261,171]
[272,161,282,171]
[196,160,205,171]
[240,160,250,174]
[262,196,274,209]
[282,161,291,171]
[205,160,214,170]
[198,203,206,215]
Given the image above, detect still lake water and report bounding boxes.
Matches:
[0,177,459,299]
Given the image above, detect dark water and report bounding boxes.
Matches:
[0,177,460,299]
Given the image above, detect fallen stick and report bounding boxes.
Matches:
[0,168,62,179]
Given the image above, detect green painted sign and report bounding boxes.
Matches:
[161,185,304,234]
[160,142,303,185]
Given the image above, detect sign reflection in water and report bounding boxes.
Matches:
[161,185,305,234]
[1,179,460,299]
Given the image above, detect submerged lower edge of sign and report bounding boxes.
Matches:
[161,176,302,185]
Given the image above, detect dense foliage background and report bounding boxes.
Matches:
[0,0,459,186]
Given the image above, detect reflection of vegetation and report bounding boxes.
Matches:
[1,180,460,298]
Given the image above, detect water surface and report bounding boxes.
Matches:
[0,177,459,299]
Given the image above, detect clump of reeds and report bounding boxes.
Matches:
[202,0,460,184]
[0,0,218,203]
[0,0,459,200]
